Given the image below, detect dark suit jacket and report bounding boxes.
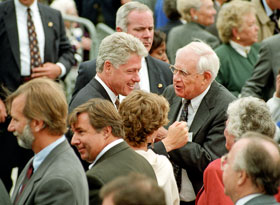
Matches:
[0,0,75,92]
[241,34,280,101]
[244,194,279,205]
[11,140,89,205]
[86,141,157,205]
[71,55,173,98]
[69,78,111,113]
[153,81,236,194]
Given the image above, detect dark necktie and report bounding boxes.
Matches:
[27,8,42,72]
[172,99,190,192]
[115,97,120,109]
[270,12,280,34]
[15,162,34,202]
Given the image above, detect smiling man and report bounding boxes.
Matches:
[69,32,147,113]
[69,98,157,205]
[153,41,235,204]
[71,1,173,99]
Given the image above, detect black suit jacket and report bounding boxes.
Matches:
[0,0,75,92]
[71,55,173,99]
[153,81,236,193]
[69,78,111,113]
[86,141,157,205]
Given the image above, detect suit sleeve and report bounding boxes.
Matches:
[35,177,78,204]
[72,62,88,99]
[240,41,273,99]
[71,60,96,99]
[169,109,227,173]
[56,11,75,75]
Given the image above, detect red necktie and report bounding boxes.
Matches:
[15,162,34,202]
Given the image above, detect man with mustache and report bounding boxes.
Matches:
[7,78,88,205]
[70,1,173,100]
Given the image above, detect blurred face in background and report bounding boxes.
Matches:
[192,0,216,26]
[125,10,154,52]
[234,13,259,46]
[150,42,169,63]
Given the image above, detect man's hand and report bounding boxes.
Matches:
[276,74,280,98]
[162,121,189,152]
[0,99,7,123]
[31,62,61,79]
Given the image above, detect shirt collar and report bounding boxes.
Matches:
[88,139,124,169]
[95,74,118,105]
[33,136,66,172]
[262,0,274,16]
[236,193,262,205]
[15,0,39,13]
[183,85,211,111]
[229,40,251,58]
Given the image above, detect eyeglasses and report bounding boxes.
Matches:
[221,154,228,170]
[169,65,191,77]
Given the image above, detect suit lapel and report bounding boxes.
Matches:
[167,96,182,127]
[11,158,34,203]
[190,82,217,141]
[3,1,20,70]
[146,55,164,93]
[94,142,129,165]
[90,78,113,103]
[38,3,52,62]
[14,141,69,204]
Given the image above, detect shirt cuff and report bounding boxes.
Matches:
[56,62,66,78]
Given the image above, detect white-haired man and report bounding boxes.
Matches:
[153,41,235,204]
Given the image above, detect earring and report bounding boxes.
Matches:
[236,36,240,40]
[193,15,198,20]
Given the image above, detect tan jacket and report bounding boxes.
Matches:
[253,0,280,42]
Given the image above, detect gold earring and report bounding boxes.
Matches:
[236,36,240,40]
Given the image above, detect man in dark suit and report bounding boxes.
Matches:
[69,32,147,113]
[0,0,74,191]
[7,78,88,205]
[241,34,280,101]
[222,132,280,205]
[69,98,157,205]
[153,41,235,204]
[71,1,172,99]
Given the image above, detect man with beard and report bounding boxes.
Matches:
[6,78,88,205]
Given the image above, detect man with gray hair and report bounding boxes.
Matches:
[222,132,280,204]
[196,96,276,205]
[71,1,173,98]
[69,32,147,113]
[153,41,235,204]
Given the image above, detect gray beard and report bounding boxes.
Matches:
[14,123,34,149]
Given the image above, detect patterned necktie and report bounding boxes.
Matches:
[270,12,280,34]
[173,99,190,192]
[15,162,34,202]
[115,97,120,109]
[27,8,42,72]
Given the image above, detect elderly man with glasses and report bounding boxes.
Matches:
[153,41,235,205]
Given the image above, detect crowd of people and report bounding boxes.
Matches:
[0,0,280,204]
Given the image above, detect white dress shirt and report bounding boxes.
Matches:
[176,85,211,202]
